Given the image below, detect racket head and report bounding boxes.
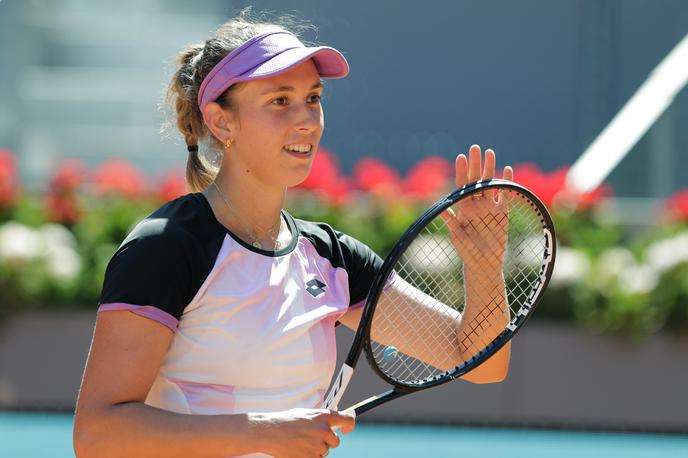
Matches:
[359,179,556,390]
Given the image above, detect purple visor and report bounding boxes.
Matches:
[197,30,350,112]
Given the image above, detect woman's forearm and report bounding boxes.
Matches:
[363,267,511,381]
[74,401,264,458]
[457,266,511,382]
[368,277,462,371]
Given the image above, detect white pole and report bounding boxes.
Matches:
[566,33,688,194]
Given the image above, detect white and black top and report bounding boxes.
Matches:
[98,192,390,418]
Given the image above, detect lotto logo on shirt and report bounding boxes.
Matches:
[305,278,327,298]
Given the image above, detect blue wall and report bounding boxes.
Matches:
[223,0,688,195]
[1,0,686,196]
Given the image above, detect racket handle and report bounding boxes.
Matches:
[343,389,405,416]
[342,395,379,415]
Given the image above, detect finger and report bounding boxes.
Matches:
[327,411,356,434]
[497,165,514,205]
[440,209,455,227]
[441,207,456,219]
[323,430,341,448]
[482,149,496,181]
[481,149,496,201]
[503,165,513,181]
[440,207,467,235]
[468,144,482,183]
[455,153,468,188]
[319,443,330,457]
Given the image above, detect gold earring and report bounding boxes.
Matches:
[225,139,232,149]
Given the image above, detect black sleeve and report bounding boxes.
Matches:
[292,217,385,307]
[335,231,385,306]
[99,220,195,321]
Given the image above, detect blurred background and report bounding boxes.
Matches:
[1,0,687,456]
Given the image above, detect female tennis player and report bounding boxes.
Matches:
[73,12,513,458]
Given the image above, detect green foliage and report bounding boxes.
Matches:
[9,194,48,228]
[1,188,687,338]
[553,208,622,255]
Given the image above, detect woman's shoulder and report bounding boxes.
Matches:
[100,194,224,314]
[99,193,213,323]
[120,192,220,250]
[292,217,348,251]
[291,216,380,266]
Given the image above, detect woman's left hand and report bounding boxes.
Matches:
[440,144,513,271]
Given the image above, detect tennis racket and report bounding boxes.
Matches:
[323,178,556,416]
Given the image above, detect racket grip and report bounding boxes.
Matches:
[322,364,353,410]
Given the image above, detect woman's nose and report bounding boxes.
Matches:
[294,103,322,133]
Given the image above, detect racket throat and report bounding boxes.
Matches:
[323,364,354,410]
[345,388,407,416]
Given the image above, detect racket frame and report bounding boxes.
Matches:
[326,179,556,415]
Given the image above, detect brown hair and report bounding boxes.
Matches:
[165,8,316,192]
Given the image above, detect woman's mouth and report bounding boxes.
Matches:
[283,143,313,157]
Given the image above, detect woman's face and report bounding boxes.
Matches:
[225,59,325,189]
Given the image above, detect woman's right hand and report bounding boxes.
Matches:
[251,408,356,458]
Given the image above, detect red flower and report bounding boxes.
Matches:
[0,149,19,208]
[353,158,402,197]
[91,159,147,198]
[664,189,688,221]
[296,147,350,202]
[44,192,82,226]
[156,168,189,203]
[512,163,560,208]
[50,160,87,191]
[326,176,352,205]
[575,182,612,208]
[512,163,610,209]
[403,156,451,199]
[43,160,87,226]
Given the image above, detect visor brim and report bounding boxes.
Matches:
[239,46,349,81]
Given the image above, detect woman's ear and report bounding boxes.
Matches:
[202,102,235,143]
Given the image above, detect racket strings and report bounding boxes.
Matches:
[457,298,505,357]
[368,189,549,385]
[371,282,461,379]
[373,283,459,376]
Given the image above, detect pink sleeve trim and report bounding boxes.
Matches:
[349,269,399,310]
[98,303,179,332]
[349,299,367,310]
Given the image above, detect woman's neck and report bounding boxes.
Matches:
[203,169,288,248]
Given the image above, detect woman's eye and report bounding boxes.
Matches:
[272,94,321,106]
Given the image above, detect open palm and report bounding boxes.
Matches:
[440,145,513,272]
